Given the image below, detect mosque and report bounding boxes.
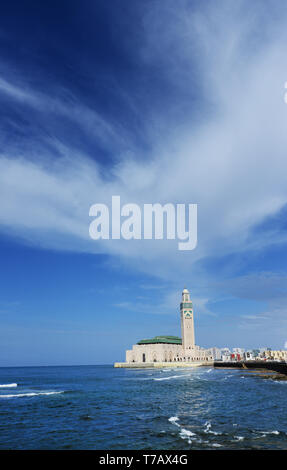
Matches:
[114,287,213,367]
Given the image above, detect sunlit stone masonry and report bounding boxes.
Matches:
[114,287,213,368]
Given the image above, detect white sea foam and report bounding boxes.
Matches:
[168,416,180,425]
[179,428,196,444]
[206,369,212,373]
[154,375,187,381]
[0,391,64,398]
[180,428,196,438]
[258,430,279,435]
[212,443,223,447]
[169,416,197,444]
[204,421,222,435]
[234,436,244,441]
[0,383,17,388]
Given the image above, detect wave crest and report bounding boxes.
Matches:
[0,383,17,388]
[0,391,64,398]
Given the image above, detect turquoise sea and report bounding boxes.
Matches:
[0,365,286,449]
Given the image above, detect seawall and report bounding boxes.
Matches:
[214,360,287,375]
[114,361,212,368]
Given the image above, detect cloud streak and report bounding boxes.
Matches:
[0,0,287,287]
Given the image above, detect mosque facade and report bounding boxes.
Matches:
[123,288,213,365]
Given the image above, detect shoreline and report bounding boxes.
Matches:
[214,360,287,376]
[114,361,212,368]
[114,360,287,376]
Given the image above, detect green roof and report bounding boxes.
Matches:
[137,335,182,345]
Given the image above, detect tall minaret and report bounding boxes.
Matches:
[180,287,195,351]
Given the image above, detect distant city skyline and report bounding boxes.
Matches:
[1,0,287,366]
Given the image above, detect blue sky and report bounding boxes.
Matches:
[1,0,287,365]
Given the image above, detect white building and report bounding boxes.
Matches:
[264,350,287,361]
[233,348,245,355]
[122,287,213,366]
[244,350,255,360]
[209,347,222,360]
[221,347,231,356]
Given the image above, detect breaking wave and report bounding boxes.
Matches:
[179,428,196,439]
[0,391,64,398]
[168,416,197,444]
[0,383,17,388]
[258,430,279,435]
[154,374,190,381]
[168,416,180,425]
[204,421,222,435]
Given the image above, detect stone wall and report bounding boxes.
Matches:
[126,343,213,363]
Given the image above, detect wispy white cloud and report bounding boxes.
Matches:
[0,0,287,287]
[0,72,127,152]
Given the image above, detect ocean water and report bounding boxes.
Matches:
[0,365,286,450]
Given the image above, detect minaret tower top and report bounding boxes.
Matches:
[182,287,190,303]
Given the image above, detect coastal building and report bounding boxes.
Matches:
[220,347,231,362]
[264,350,287,361]
[209,347,222,360]
[231,348,245,361]
[221,354,231,362]
[233,347,245,356]
[115,287,213,367]
[245,350,255,360]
